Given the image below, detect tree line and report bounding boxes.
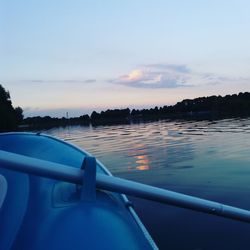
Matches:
[23,92,250,128]
[1,82,250,131]
[131,92,250,119]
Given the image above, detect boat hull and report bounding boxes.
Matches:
[0,133,156,250]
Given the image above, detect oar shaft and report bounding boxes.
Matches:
[97,175,250,223]
[0,149,250,223]
[0,150,83,184]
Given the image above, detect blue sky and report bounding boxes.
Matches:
[1,0,250,117]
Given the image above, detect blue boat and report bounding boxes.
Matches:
[0,133,157,250]
[1,132,250,250]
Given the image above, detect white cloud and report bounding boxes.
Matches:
[111,63,250,89]
[112,64,192,88]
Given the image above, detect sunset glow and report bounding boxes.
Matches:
[123,69,143,81]
[1,1,250,117]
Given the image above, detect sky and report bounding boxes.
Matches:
[1,0,250,117]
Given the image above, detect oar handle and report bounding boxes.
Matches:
[0,149,250,223]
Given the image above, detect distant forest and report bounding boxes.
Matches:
[23,92,250,129]
[1,83,250,131]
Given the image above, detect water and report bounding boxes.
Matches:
[43,118,250,250]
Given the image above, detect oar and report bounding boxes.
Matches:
[0,149,250,223]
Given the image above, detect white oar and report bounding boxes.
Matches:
[0,149,250,223]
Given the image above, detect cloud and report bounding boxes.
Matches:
[145,63,190,73]
[198,73,250,86]
[112,64,192,89]
[111,63,250,89]
[22,79,96,84]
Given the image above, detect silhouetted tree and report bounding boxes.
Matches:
[0,84,23,131]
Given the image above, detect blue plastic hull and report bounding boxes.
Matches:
[0,133,156,250]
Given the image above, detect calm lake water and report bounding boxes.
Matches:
[43,118,250,250]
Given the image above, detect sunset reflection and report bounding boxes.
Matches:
[135,154,150,171]
[127,143,151,171]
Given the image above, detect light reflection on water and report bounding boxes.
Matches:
[135,154,150,171]
[43,118,250,250]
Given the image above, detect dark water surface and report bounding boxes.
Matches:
[43,118,250,250]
